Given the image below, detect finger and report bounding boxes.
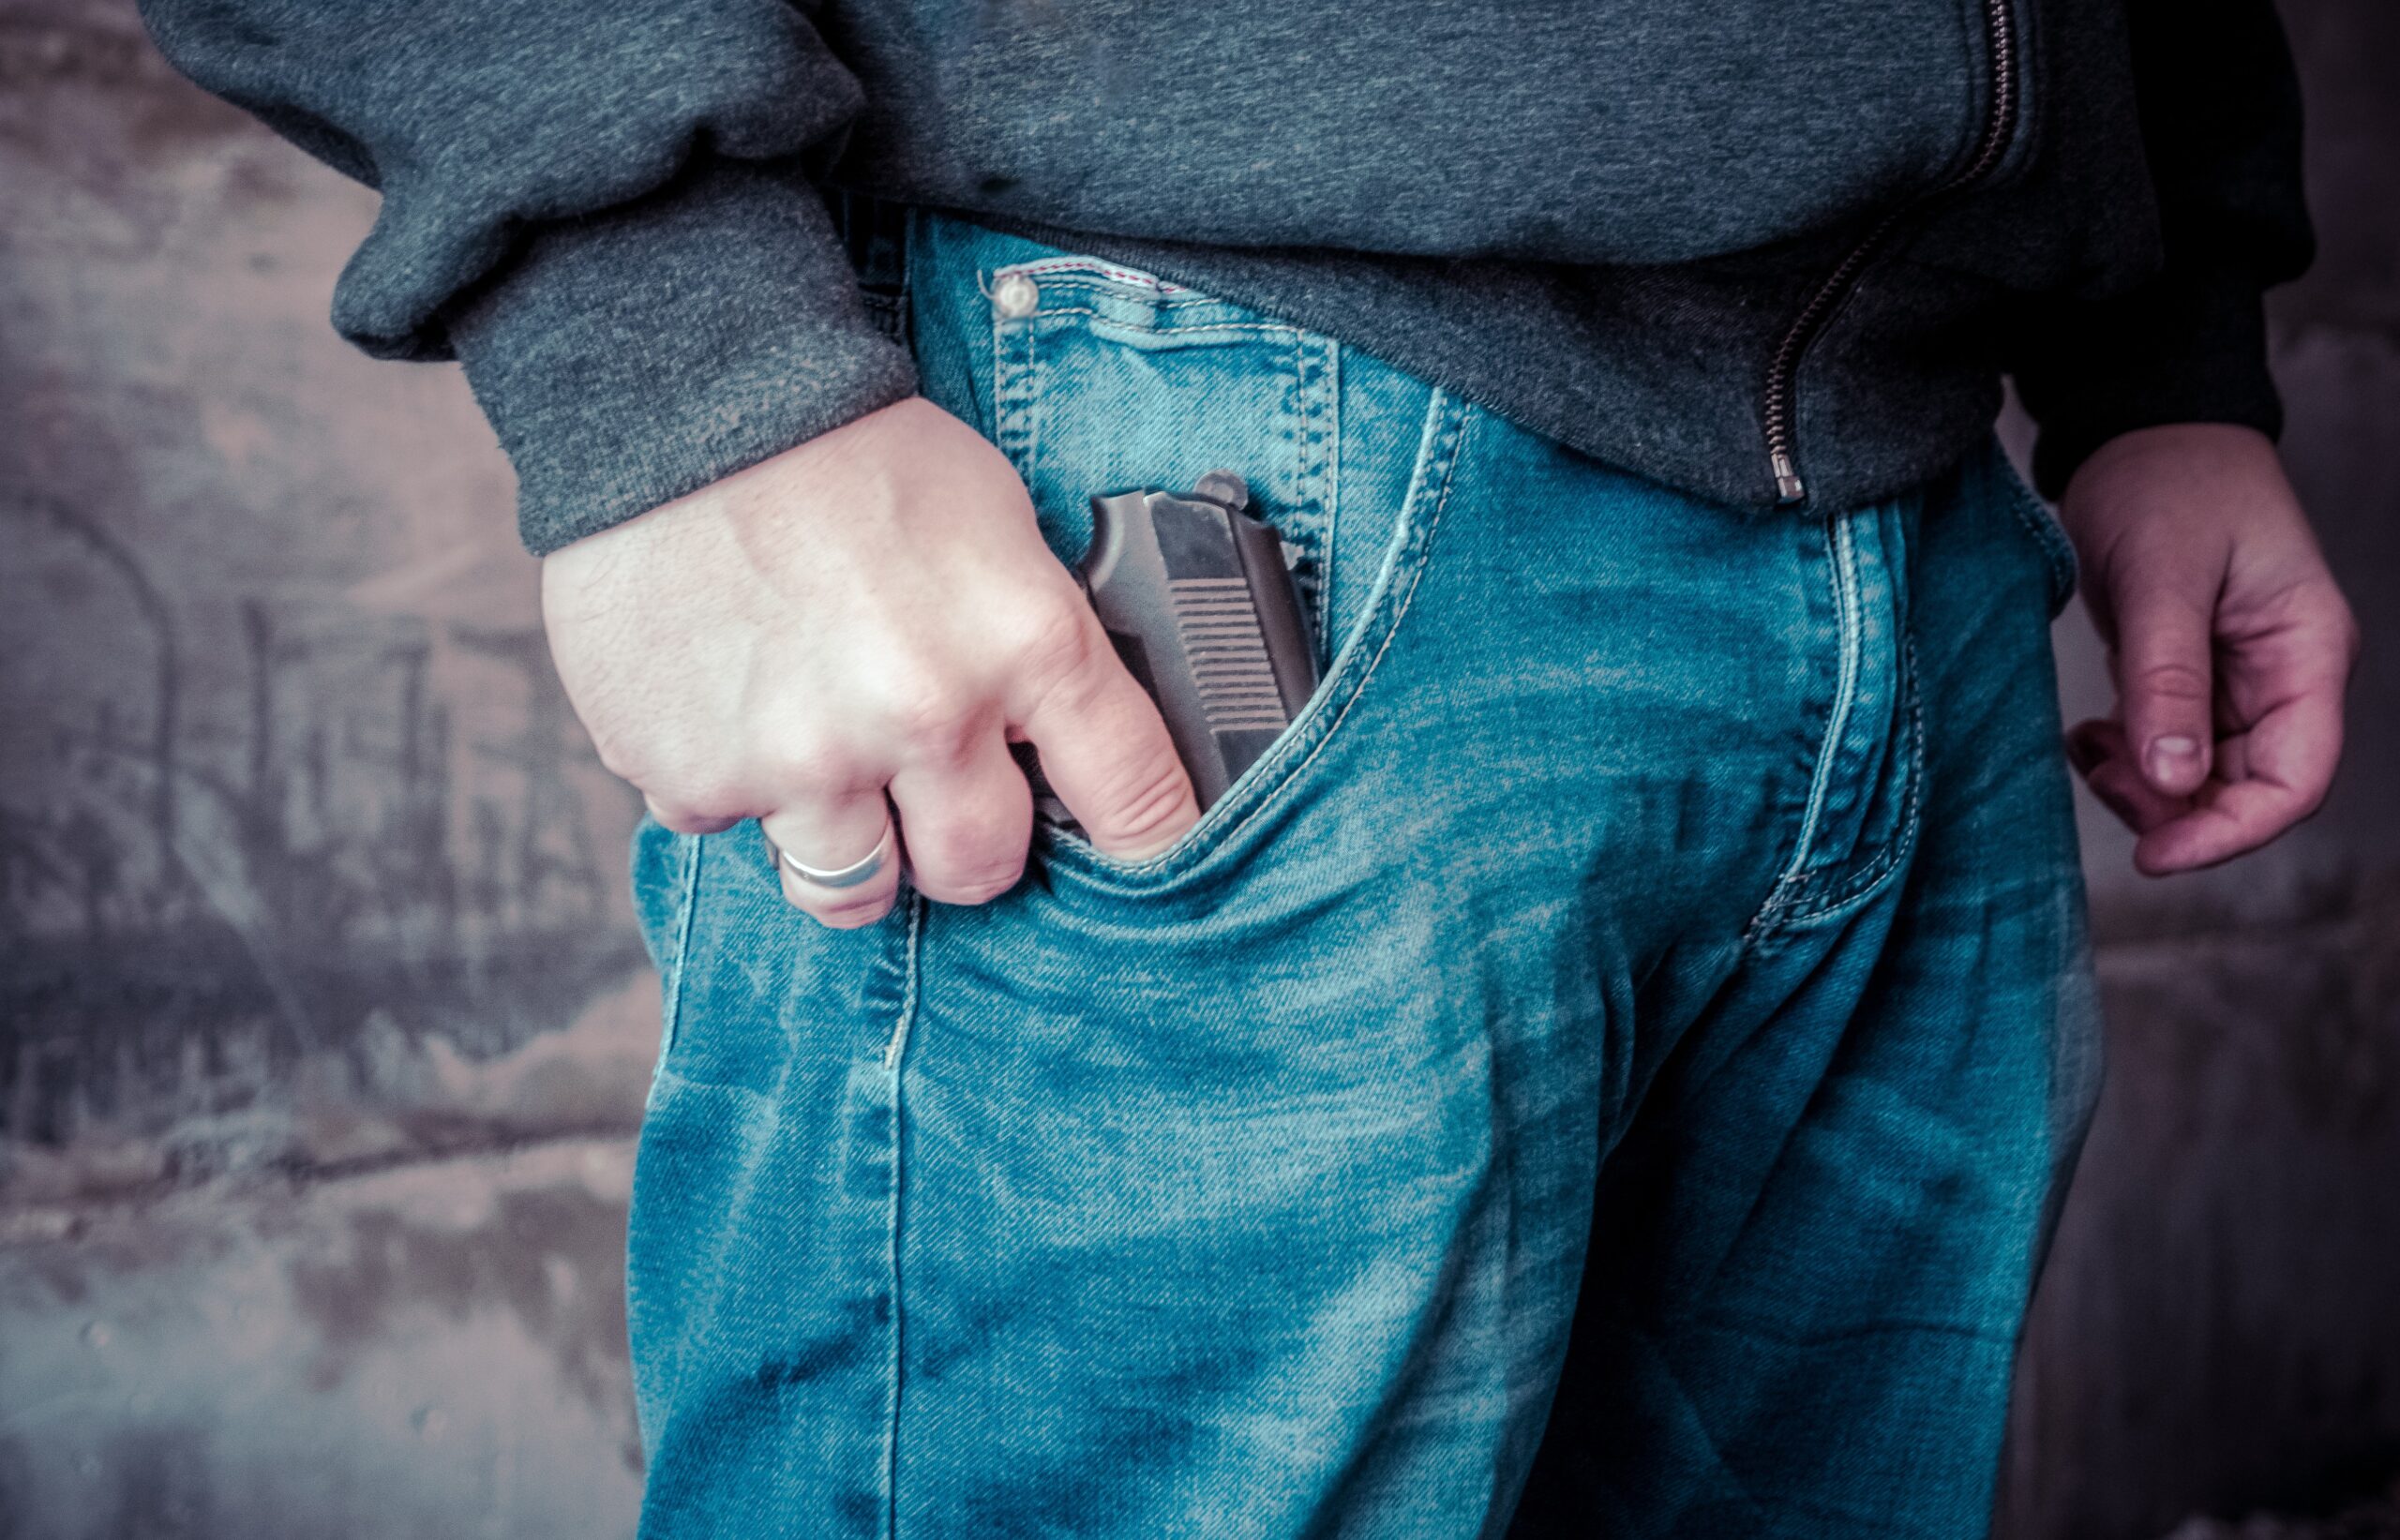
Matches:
[2111,574,2219,797]
[644,794,744,836]
[1012,620,1200,860]
[759,795,903,928]
[886,730,1035,905]
[2062,719,2112,781]
[2086,757,2192,837]
[2133,689,2346,875]
[2065,719,2190,835]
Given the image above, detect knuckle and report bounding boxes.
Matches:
[759,724,865,792]
[870,657,984,756]
[680,770,750,818]
[954,876,1020,905]
[591,735,649,785]
[910,830,1028,904]
[891,687,980,754]
[648,802,715,835]
[668,771,747,822]
[810,896,893,930]
[940,857,1028,905]
[1013,600,1100,685]
[1012,594,1099,666]
[2132,661,2212,704]
[646,768,749,828]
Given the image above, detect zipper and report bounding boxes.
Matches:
[1762,0,2023,504]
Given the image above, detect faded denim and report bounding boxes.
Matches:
[625,214,2104,1539]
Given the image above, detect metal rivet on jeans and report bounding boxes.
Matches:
[991,273,1039,319]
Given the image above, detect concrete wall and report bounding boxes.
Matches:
[0,5,653,1531]
[0,1,2392,1534]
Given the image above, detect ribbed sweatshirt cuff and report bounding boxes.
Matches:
[447,158,919,556]
[2018,261,2285,500]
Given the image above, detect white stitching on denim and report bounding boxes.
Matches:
[653,832,705,1069]
[991,255,1194,293]
[1012,310,1298,336]
[880,892,924,1538]
[1743,510,1864,941]
[991,306,1304,495]
[1795,514,1865,873]
[882,894,923,1072]
[989,281,1042,486]
[1745,506,1933,939]
[1309,335,1342,648]
[1780,629,1925,925]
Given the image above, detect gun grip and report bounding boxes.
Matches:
[1078,480,1318,813]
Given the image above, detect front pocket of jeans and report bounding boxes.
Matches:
[1047,439,1457,886]
[986,257,1463,887]
[989,258,1340,615]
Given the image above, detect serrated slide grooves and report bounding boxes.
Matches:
[1171,577,1291,730]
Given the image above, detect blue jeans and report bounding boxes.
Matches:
[625,213,2103,1539]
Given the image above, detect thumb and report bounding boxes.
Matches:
[2110,571,2217,797]
[1013,619,1201,860]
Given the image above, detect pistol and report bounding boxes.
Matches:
[1023,471,1320,828]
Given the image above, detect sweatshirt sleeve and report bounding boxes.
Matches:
[136,0,919,554]
[2009,0,2315,499]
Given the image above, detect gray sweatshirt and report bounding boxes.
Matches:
[137,0,2311,555]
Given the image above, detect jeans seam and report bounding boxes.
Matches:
[992,297,1040,488]
[1745,511,1864,941]
[1780,631,1925,925]
[652,831,706,1071]
[1016,311,1300,338]
[1323,341,1342,648]
[881,892,925,1539]
[989,254,1201,295]
[1277,399,1465,800]
[2010,493,2078,619]
[1745,510,1928,940]
[1297,332,1341,649]
[1996,452,2078,616]
[1796,510,1864,877]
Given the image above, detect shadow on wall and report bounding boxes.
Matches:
[0,3,654,1193]
[0,0,2395,1538]
[3,501,648,1177]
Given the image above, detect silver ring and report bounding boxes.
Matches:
[767,821,895,890]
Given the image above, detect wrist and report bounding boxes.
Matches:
[451,160,918,558]
[2058,424,2278,546]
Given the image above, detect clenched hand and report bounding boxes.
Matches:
[541,397,1201,927]
[2058,424,2359,875]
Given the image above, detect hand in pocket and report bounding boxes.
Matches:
[540,397,1202,926]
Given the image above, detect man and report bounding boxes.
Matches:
[140,1,2355,1534]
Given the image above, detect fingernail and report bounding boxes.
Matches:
[2145,735,2202,787]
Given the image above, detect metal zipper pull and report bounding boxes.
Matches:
[1758,0,2020,509]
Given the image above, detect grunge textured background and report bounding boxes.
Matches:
[1,1,2393,1534]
